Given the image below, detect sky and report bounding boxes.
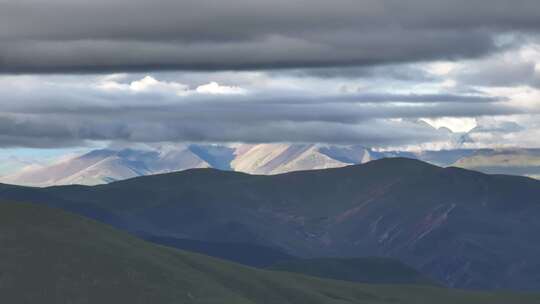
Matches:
[1,0,540,164]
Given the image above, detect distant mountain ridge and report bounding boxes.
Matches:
[0,144,375,186]
[0,143,488,186]
[453,148,540,179]
[2,142,539,187]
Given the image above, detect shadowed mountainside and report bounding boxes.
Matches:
[143,235,438,286]
[1,158,540,290]
[141,235,294,268]
[4,203,539,303]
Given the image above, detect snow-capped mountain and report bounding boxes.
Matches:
[3,142,539,187]
[0,144,374,186]
[231,144,371,174]
[1,148,209,187]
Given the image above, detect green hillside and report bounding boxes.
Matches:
[1,202,539,304]
[269,257,438,286]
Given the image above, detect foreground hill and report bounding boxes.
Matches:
[142,235,437,285]
[269,257,437,286]
[141,235,295,267]
[2,158,540,290]
[4,203,537,304]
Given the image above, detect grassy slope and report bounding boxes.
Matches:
[144,236,438,286]
[1,203,539,304]
[142,235,295,267]
[269,257,438,286]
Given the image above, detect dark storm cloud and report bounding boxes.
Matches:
[1,0,540,73]
[0,92,503,115]
[0,31,495,73]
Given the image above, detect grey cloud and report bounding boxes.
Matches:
[0,84,522,148]
[0,30,495,73]
[470,121,525,133]
[0,112,450,148]
[456,59,540,88]
[273,65,438,82]
[0,80,506,114]
[3,0,540,73]
[0,116,85,148]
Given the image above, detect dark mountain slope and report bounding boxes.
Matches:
[2,158,540,290]
[142,235,294,267]
[4,203,537,304]
[143,236,436,286]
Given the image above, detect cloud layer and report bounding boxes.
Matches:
[0,73,522,148]
[2,0,540,72]
[0,1,539,152]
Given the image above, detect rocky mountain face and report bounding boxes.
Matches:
[2,158,540,290]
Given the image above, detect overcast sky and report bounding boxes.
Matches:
[0,0,539,157]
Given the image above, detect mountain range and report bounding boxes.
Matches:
[5,143,532,187]
[0,144,375,186]
[2,158,540,290]
[454,149,540,179]
[3,202,536,304]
